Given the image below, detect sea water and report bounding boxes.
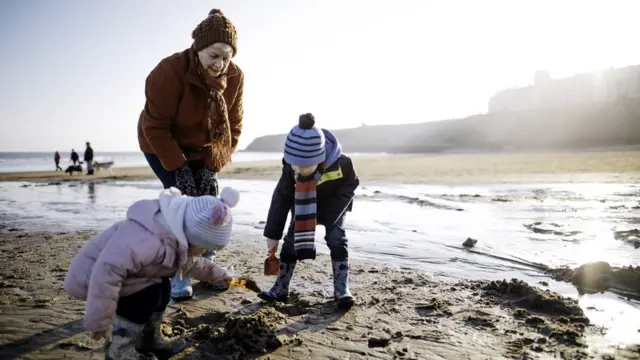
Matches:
[0,151,285,173]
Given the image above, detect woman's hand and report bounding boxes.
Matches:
[195,167,219,196]
[175,162,198,196]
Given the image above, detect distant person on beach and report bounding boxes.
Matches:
[258,113,360,309]
[84,142,94,175]
[70,149,79,165]
[54,151,62,171]
[63,186,240,359]
[137,8,244,300]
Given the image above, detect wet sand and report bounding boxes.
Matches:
[1,150,639,184]
[1,230,639,359]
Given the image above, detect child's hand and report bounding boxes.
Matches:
[222,272,233,287]
[266,238,279,256]
[90,325,113,343]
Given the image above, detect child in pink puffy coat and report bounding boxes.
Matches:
[63,186,239,360]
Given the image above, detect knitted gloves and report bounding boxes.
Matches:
[175,162,219,197]
[194,167,219,196]
[175,162,198,196]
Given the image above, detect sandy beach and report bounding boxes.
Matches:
[1,150,640,359]
[2,230,639,360]
[1,150,639,184]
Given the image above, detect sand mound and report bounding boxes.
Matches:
[165,307,287,359]
[482,279,585,318]
[479,279,590,353]
[210,308,284,357]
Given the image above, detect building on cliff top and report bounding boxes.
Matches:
[488,65,640,113]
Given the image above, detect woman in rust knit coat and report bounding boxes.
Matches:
[137,8,244,301]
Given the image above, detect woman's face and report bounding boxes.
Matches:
[292,164,318,176]
[197,43,234,78]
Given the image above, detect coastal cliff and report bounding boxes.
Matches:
[246,99,640,153]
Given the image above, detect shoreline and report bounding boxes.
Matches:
[1,150,639,185]
[1,230,638,359]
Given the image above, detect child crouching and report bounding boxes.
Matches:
[63,186,240,359]
[259,113,359,309]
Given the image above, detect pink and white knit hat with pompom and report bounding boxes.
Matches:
[183,187,240,251]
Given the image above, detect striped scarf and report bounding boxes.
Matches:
[293,167,323,260]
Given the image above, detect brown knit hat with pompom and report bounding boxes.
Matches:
[192,9,238,55]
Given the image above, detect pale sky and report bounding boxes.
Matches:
[1,0,639,151]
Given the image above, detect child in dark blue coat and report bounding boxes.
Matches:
[258,113,359,308]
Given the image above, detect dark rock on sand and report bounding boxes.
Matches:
[462,237,478,248]
[368,337,391,348]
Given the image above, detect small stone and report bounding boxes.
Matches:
[367,337,391,348]
[462,238,478,248]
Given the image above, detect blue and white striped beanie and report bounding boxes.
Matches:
[183,187,240,252]
[284,113,326,167]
